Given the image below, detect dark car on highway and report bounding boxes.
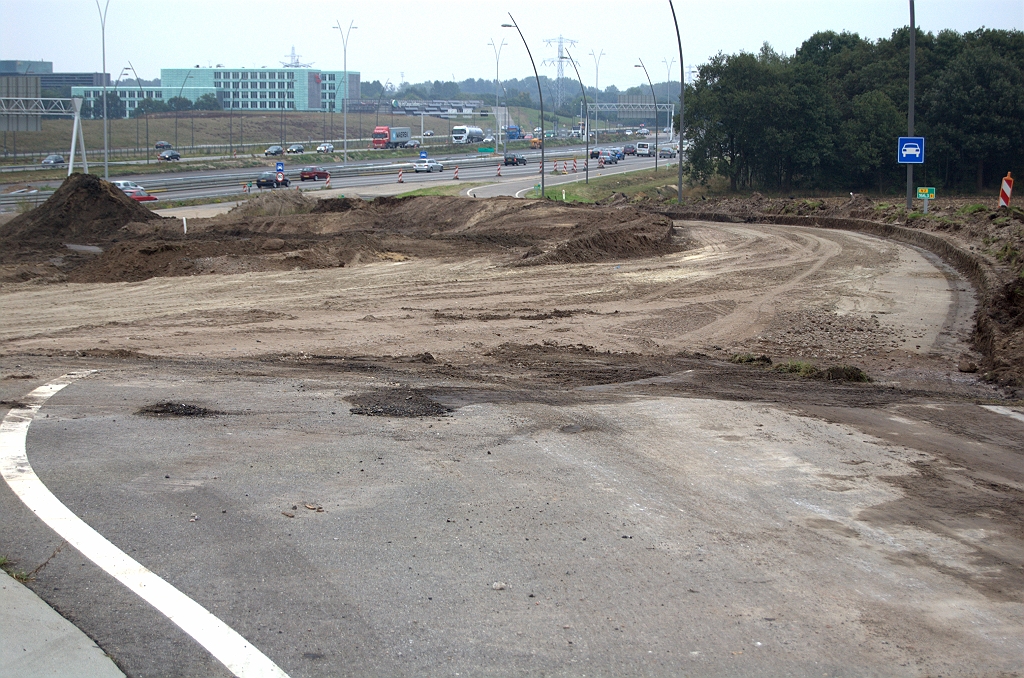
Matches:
[590,147,602,159]
[503,153,527,166]
[155,141,172,149]
[158,149,180,161]
[623,144,637,156]
[300,166,330,181]
[41,154,65,166]
[286,144,304,154]
[264,145,284,156]
[256,171,289,188]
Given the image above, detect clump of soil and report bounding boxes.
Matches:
[347,389,452,417]
[0,173,164,251]
[521,217,675,265]
[137,402,224,417]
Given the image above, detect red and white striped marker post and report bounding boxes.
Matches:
[572,158,577,173]
[454,166,460,180]
[325,174,331,188]
[562,161,567,174]
[1000,172,1014,207]
[599,157,605,169]
[496,165,502,177]
[397,170,404,183]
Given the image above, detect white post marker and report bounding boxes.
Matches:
[183,217,187,235]
[0,373,290,678]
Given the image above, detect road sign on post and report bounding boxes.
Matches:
[420,151,427,159]
[276,161,285,172]
[898,137,925,164]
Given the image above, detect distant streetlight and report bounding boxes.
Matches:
[662,56,676,140]
[127,61,150,164]
[375,79,392,127]
[906,0,916,211]
[669,0,685,202]
[561,48,589,184]
[589,49,605,140]
[174,69,193,149]
[334,19,357,164]
[634,59,659,173]
[95,0,110,179]
[503,14,545,199]
[488,38,507,151]
[630,59,655,173]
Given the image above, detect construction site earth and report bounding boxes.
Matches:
[0,174,1021,677]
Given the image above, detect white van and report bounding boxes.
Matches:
[636,141,653,157]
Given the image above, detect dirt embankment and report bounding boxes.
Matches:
[0,182,681,284]
[661,193,1024,388]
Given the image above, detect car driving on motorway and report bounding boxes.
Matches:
[112,180,145,191]
[598,150,618,164]
[256,171,290,188]
[300,166,330,181]
[122,188,158,202]
[658,146,677,158]
[590,147,602,159]
[158,149,180,161]
[503,153,527,166]
[404,140,421,148]
[412,158,444,173]
[155,141,172,149]
[41,154,65,166]
[286,144,305,154]
[264,145,284,156]
[316,142,334,153]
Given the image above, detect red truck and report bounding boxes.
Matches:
[371,126,412,149]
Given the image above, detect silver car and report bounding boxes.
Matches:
[412,159,444,173]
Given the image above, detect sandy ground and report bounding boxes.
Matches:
[1,209,1022,676]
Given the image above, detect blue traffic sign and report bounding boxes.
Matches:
[275,161,285,172]
[898,137,925,164]
[420,151,428,159]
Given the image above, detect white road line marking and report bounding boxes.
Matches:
[0,372,290,678]
[980,405,1024,424]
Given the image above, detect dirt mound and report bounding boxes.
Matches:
[0,174,164,251]
[221,189,315,220]
[522,218,676,265]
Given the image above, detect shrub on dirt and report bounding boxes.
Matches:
[729,353,772,365]
[818,365,871,382]
[776,361,820,377]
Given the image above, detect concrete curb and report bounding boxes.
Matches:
[0,569,124,678]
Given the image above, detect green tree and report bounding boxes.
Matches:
[841,90,904,193]
[167,96,192,112]
[193,93,221,110]
[924,44,1024,190]
[133,98,170,116]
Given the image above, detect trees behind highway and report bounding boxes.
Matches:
[684,28,1024,193]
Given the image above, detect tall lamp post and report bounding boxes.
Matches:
[562,48,589,184]
[669,0,685,202]
[334,19,357,164]
[662,57,676,141]
[906,0,916,210]
[127,61,150,164]
[374,79,391,127]
[488,38,507,153]
[503,14,545,199]
[635,59,658,172]
[589,49,604,141]
[95,0,110,179]
[174,69,193,149]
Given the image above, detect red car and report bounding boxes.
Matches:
[123,188,158,202]
[300,166,330,181]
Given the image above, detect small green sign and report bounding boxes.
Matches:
[478,147,495,153]
[917,187,935,199]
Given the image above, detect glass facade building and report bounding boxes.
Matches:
[72,66,359,117]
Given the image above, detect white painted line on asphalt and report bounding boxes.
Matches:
[0,372,290,678]
[980,405,1024,424]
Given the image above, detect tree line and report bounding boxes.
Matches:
[683,27,1024,194]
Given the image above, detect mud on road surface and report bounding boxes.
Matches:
[0,176,1022,676]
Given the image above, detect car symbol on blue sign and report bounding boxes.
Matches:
[420,151,428,159]
[276,161,285,172]
[898,137,925,164]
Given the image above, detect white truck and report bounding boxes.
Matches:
[451,125,485,144]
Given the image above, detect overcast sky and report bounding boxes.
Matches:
[2,1,1022,90]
